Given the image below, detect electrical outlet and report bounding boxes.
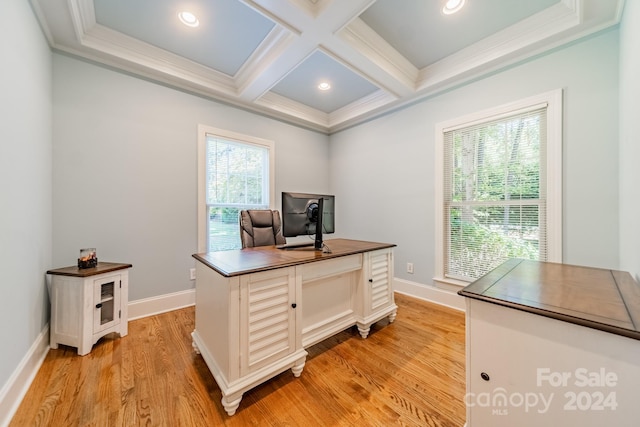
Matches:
[190,268,196,280]
[407,262,414,274]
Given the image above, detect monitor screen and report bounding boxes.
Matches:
[281,192,335,238]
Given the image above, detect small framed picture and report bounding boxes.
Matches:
[78,248,98,269]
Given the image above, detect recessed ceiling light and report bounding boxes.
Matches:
[178,11,199,27]
[442,0,466,15]
[318,82,331,91]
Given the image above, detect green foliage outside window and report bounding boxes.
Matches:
[206,137,269,251]
[446,112,544,281]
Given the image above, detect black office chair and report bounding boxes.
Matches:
[239,210,286,248]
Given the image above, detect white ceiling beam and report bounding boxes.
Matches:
[235,0,379,102]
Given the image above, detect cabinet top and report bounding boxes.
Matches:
[193,238,395,277]
[459,259,640,340]
[47,262,132,277]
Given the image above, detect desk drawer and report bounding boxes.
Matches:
[299,254,362,283]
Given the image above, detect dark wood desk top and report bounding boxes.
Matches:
[47,262,132,277]
[193,238,395,277]
[459,259,640,340]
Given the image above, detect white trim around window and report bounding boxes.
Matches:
[197,124,275,253]
[434,89,563,288]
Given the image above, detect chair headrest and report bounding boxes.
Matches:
[248,210,275,227]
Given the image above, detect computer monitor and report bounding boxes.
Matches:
[281,192,335,250]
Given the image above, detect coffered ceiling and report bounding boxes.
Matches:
[30,0,624,133]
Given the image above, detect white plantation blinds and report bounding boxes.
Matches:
[443,105,548,282]
[205,135,270,251]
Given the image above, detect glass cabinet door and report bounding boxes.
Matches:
[93,274,121,333]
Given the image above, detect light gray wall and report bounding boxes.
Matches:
[329,28,621,286]
[619,1,640,282]
[52,54,330,301]
[0,0,52,393]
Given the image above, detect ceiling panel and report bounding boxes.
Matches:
[270,51,379,113]
[94,0,275,76]
[360,0,561,68]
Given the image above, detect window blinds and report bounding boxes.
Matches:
[205,135,269,251]
[443,105,547,282]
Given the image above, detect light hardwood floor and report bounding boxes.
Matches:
[10,293,466,426]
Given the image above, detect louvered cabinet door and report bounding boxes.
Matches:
[366,248,394,315]
[239,267,297,376]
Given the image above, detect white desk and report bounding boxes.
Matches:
[192,238,397,416]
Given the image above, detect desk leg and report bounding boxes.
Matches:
[357,324,371,339]
[357,308,398,338]
[291,356,306,377]
[222,393,243,416]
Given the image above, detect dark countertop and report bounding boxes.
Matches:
[47,262,132,277]
[193,238,395,277]
[458,259,640,340]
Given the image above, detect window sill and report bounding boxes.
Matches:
[433,276,470,292]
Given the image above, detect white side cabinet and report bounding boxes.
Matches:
[47,262,131,356]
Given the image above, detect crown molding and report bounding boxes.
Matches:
[81,25,238,94]
[328,89,396,129]
[68,1,239,95]
[27,0,54,45]
[339,18,418,93]
[256,92,329,128]
[416,0,581,91]
[69,0,95,40]
[257,85,398,132]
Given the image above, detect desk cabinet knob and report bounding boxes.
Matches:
[95,303,103,309]
[368,279,373,283]
[481,372,490,381]
[291,303,297,309]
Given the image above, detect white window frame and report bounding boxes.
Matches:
[434,89,563,288]
[197,124,275,253]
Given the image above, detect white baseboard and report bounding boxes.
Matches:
[127,288,196,321]
[1,289,196,426]
[0,325,50,427]
[393,278,466,312]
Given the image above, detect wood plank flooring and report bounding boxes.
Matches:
[9,293,466,426]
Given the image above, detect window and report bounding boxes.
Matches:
[197,125,274,252]
[435,90,562,285]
